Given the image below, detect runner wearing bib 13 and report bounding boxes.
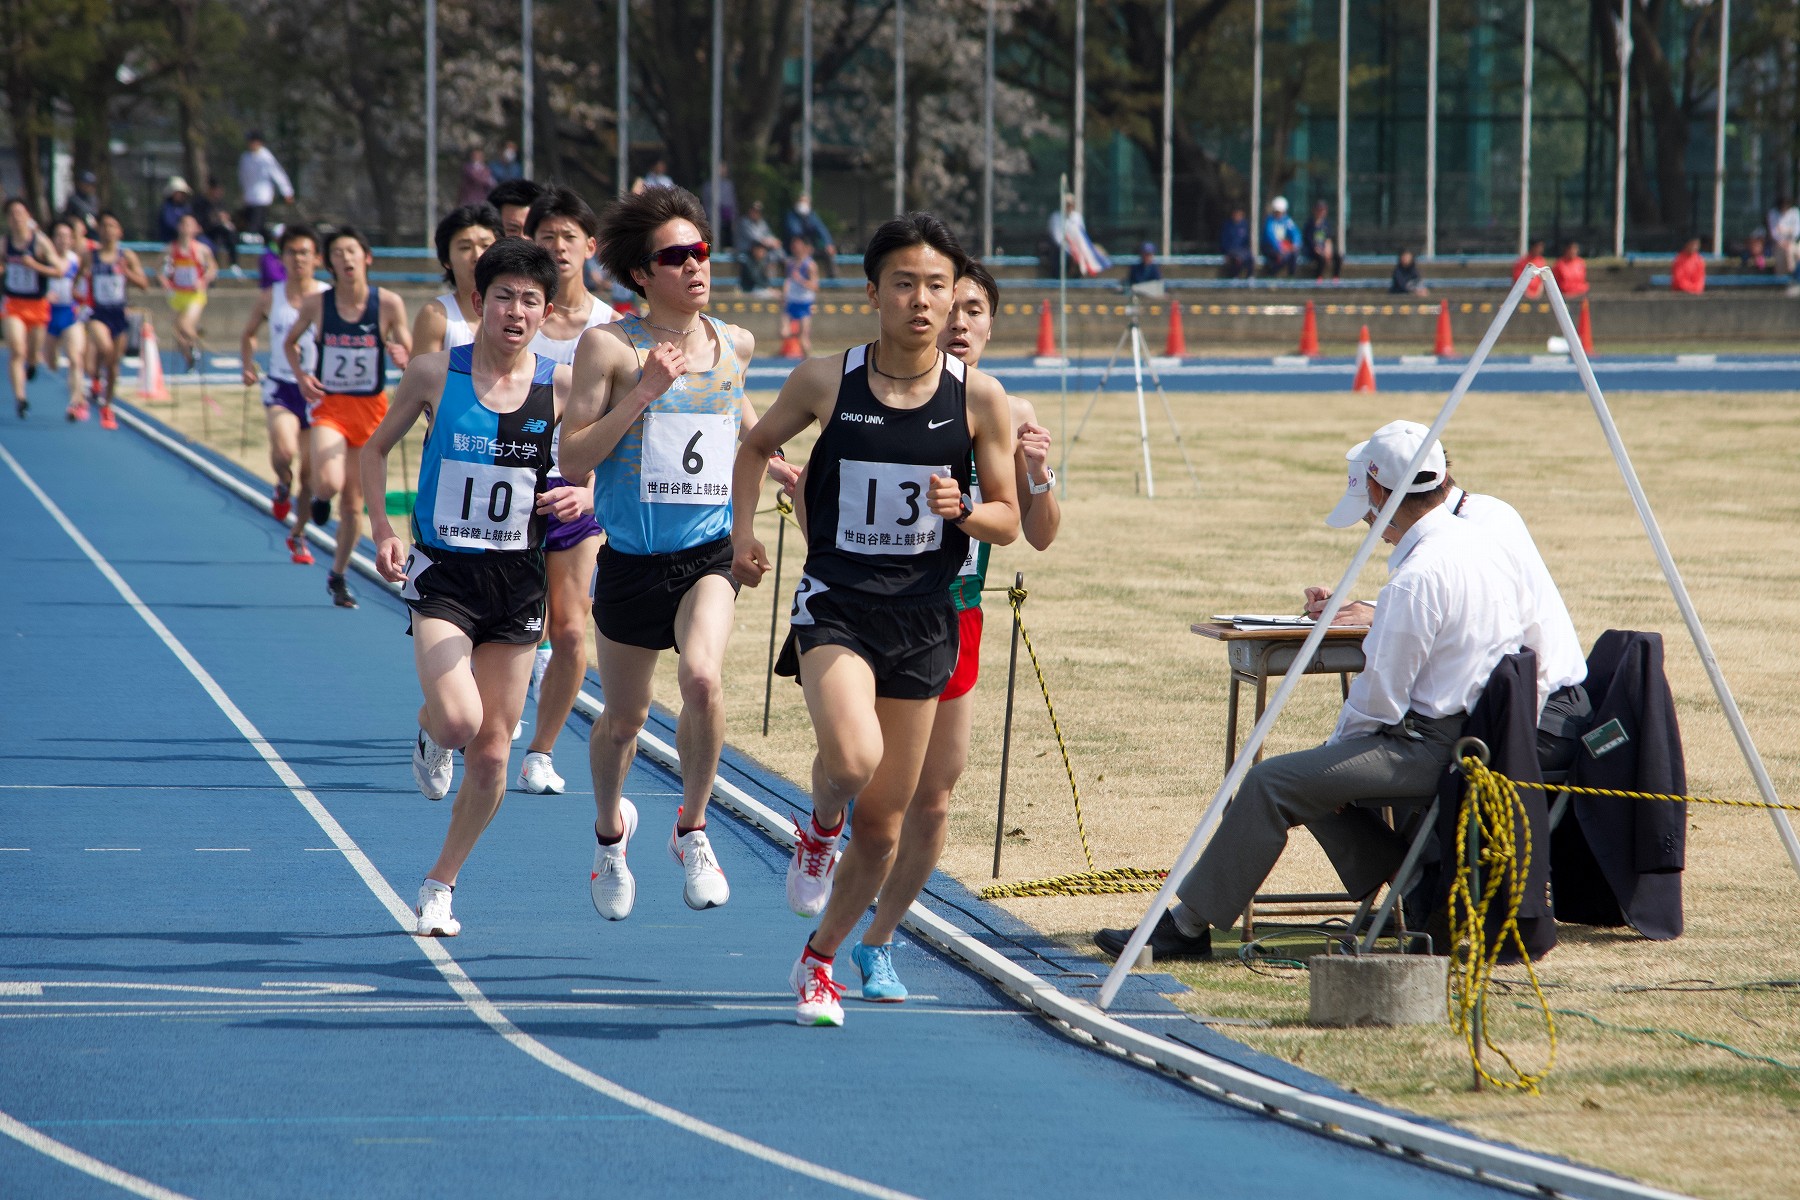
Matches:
[559,185,799,923]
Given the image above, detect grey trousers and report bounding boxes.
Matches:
[1176,713,1464,930]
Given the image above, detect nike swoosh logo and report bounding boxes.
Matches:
[927,418,953,429]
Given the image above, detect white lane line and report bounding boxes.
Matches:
[0,848,29,852]
[193,848,251,852]
[0,438,916,1200]
[0,1000,1198,1021]
[83,848,141,852]
[0,1109,196,1200]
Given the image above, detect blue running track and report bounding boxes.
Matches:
[0,365,1631,1199]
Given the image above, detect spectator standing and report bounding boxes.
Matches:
[457,147,495,207]
[703,163,738,247]
[489,139,523,184]
[783,192,835,277]
[1512,238,1547,298]
[62,172,101,234]
[632,156,674,193]
[1767,196,1800,277]
[1303,199,1341,280]
[158,177,193,242]
[1551,241,1588,299]
[193,180,239,271]
[237,131,294,242]
[1126,242,1162,288]
[1220,207,1252,279]
[1389,249,1428,295]
[1670,238,1706,294]
[1261,196,1299,277]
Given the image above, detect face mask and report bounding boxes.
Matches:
[796,201,811,215]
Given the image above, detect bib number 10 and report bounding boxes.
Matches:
[460,476,514,524]
[835,459,950,556]
[432,461,538,550]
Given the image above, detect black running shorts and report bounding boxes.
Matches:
[592,536,738,652]
[775,576,959,701]
[402,545,548,646]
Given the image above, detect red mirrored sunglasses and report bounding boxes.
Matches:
[643,241,710,268]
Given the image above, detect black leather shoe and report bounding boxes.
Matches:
[1093,911,1211,961]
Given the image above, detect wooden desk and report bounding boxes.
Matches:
[1191,620,1371,940]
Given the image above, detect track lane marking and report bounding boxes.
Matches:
[0,438,917,1200]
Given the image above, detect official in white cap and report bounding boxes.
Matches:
[1095,420,1533,961]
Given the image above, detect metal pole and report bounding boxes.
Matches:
[1520,0,1534,256]
[1712,0,1730,257]
[616,0,629,195]
[762,514,786,737]
[1614,0,1630,259]
[425,0,437,247]
[894,0,905,214]
[1336,0,1348,259]
[1425,0,1438,258]
[1250,0,1263,262]
[802,0,814,202]
[993,572,1025,877]
[983,0,995,259]
[1057,174,1069,485]
[522,0,534,179]
[1161,0,1173,257]
[710,0,722,231]
[1073,0,1086,217]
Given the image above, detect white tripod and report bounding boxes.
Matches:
[1068,281,1200,497]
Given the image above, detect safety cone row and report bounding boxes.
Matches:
[1297,300,1320,356]
[1351,325,1377,392]
[1576,299,1595,355]
[1163,301,1187,358]
[1032,300,1067,366]
[1433,300,1455,357]
[136,321,169,401]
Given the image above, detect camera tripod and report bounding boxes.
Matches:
[1068,287,1200,498]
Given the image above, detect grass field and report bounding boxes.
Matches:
[151,364,1800,1200]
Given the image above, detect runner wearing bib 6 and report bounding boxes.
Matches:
[161,213,217,370]
[82,212,151,429]
[284,224,412,608]
[411,204,501,355]
[730,213,1019,1027]
[516,185,615,796]
[359,238,571,938]
[559,185,798,922]
[3,197,59,418]
[240,223,328,543]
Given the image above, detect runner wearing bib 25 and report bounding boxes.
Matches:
[731,213,1020,1027]
[284,225,412,608]
[559,185,799,923]
[359,237,571,939]
[81,212,151,429]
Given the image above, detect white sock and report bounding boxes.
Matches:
[1169,902,1207,938]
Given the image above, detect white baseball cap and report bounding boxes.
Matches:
[1271,195,1289,214]
[1326,420,1448,527]
[1325,450,1370,528]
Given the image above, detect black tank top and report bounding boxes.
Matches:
[800,344,973,599]
[315,286,387,396]
[3,233,47,300]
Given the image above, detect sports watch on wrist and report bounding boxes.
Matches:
[1028,467,1057,495]
[951,492,974,524]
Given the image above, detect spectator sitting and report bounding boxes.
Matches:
[1765,196,1799,276]
[490,139,523,184]
[632,155,675,193]
[158,176,193,242]
[1220,207,1252,279]
[192,179,239,271]
[738,241,775,297]
[1126,242,1162,288]
[1741,228,1768,271]
[62,171,101,234]
[736,200,784,267]
[1390,249,1428,296]
[1551,241,1587,299]
[1261,196,1299,277]
[1670,238,1706,294]
[1303,199,1341,281]
[1512,238,1547,298]
[783,193,835,278]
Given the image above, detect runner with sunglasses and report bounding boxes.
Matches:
[730,213,1020,1027]
[560,185,798,921]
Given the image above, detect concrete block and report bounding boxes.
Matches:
[1307,953,1446,1027]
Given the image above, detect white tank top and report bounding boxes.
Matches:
[437,291,475,349]
[529,294,615,476]
[268,284,317,383]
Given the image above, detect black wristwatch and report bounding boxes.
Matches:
[951,492,974,525]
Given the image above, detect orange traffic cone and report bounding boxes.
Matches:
[1035,300,1058,357]
[1163,301,1187,358]
[136,321,169,401]
[1298,300,1320,357]
[1433,300,1455,357]
[1351,325,1377,392]
[778,318,802,359]
[1576,299,1594,355]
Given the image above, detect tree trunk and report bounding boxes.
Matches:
[170,0,212,192]
[0,0,48,217]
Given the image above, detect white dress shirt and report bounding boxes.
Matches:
[1448,487,1586,698]
[239,147,294,207]
[1331,505,1530,743]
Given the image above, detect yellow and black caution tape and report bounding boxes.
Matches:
[1511,778,1800,812]
[979,584,1165,900]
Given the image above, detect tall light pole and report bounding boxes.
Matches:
[1249,0,1263,261]
[983,0,995,258]
[802,0,814,201]
[1519,0,1534,256]
[1072,0,1086,215]
[616,0,629,195]
[424,0,437,246]
[1425,0,1438,258]
[1711,0,1731,257]
[1614,0,1631,259]
[894,0,905,214]
[1336,0,1348,258]
[522,0,534,178]
[710,0,722,231]
[1160,0,1173,256]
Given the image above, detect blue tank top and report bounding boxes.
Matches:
[315,286,386,396]
[593,313,743,556]
[412,345,558,555]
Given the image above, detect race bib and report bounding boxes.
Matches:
[956,484,984,575]
[93,273,126,306]
[788,573,827,626]
[319,343,378,392]
[640,411,735,504]
[399,547,432,601]
[835,459,950,556]
[47,275,73,306]
[430,461,538,550]
[4,261,36,293]
[172,264,199,291]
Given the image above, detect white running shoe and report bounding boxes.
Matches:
[517,751,565,795]
[789,950,845,1027]
[528,645,553,699]
[415,880,460,937]
[412,728,453,801]
[590,798,639,921]
[786,818,841,917]
[669,819,730,910]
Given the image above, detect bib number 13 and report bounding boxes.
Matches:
[835,459,950,556]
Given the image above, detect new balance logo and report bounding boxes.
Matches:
[522,418,548,433]
[525,617,543,632]
[927,418,954,430]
